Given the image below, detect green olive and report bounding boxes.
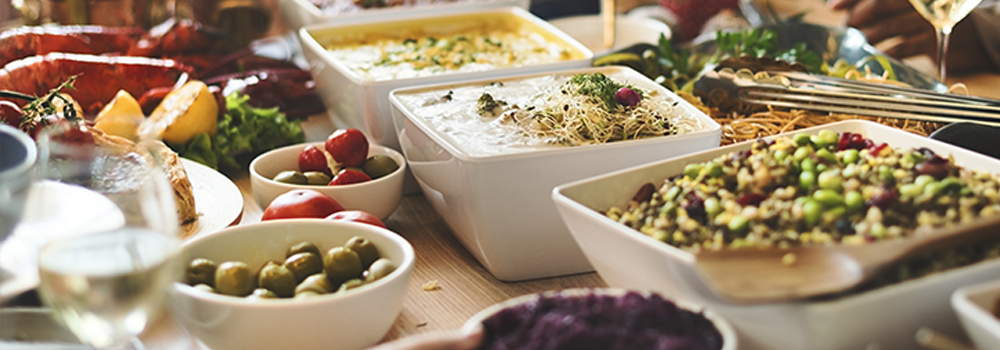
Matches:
[185,258,217,287]
[193,283,216,294]
[273,170,307,184]
[215,261,255,297]
[295,273,333,295]
[284,252,323,283]
[286,241,322,259]
[324,247,363,286]
[249,288,279,299]
[344,236,380,269]
[303,171,332,185]
[362,155,399,179]
[337,278,365,293]
[365,258,396,283]
[258,262,297,298]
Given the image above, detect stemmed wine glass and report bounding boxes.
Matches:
[906,0,984,82]
[29,120,182,350]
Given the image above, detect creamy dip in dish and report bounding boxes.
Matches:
[325,28,572,82]
[395,71,706,157]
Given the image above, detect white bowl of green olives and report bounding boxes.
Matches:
[249,142,406,219]
[170,219,415,350]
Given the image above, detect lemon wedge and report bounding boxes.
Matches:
[94,90,145,141]
[141,80,218,145]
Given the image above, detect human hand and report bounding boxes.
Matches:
[829,0,937,60]
[829,0,993,74]
[366,327,483,350]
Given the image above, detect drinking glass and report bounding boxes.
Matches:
[30,121,182,350]
[907,0,984,82]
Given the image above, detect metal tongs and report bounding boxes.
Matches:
[693,68,1000,126]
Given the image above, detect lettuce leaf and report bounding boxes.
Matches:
[178,92,305,174]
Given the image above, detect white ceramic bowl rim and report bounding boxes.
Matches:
[174,219,415,307]
[249,143,407,190]
[462,288,737,350]
[390,66,721,164]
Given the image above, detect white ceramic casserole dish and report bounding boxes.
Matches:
[390,66,721,281]
[279,0,530,31]
[551,120,1000,350]
[297,6,592,151]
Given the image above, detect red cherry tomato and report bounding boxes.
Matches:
[324,210,386,229]
[325,128,369,167]
[261,189,345,221]
[298,145,331,176]
[329,169,371,186]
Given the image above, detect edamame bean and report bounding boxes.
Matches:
[818,170,843,191]
[793,145,813,161]
[728,215,750,234]
[684,163,703,179]
[793,133,812,146]
[803,199,822,227]
[813,189,843,207]
[841,149,859,164]
[799,171,816,190]
[845,191,864,212]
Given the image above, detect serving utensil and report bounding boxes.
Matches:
[693,214,1000,303]
[694,68,1000,127]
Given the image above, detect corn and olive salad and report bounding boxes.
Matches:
[606,130,1000,252]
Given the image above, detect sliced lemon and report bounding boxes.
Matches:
[141,80,218,145]
[94,89,145,141]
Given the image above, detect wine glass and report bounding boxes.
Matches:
[906,0,983,82]
[30,120,182,350]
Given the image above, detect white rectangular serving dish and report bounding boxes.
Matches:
[390,66,722,281]
[953,279,1000,350]
[297,6,591,151]
[552,120,1000,350]
[279,0,530,30]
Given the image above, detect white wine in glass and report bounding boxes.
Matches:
[907,0,983,82]
[37,228,180,349]
[32,120,182,350]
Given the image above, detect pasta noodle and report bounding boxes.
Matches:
[677,91,945,145]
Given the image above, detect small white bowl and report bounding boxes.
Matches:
[249,142,407,219]
[170,219,415,350]
[952,279,1000,350]
[548,14,672,56]
[463,288,737,350]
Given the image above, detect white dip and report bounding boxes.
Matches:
[395,71,706,157]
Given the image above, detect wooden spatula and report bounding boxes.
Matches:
[693,215,1000,303]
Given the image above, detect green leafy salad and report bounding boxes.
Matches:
[176,92,305,174]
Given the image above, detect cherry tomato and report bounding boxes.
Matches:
[261,189,345,221]
[324,128,368,167]
[329,169,371,186]
[298,145,331,176]
[325,210,386,229]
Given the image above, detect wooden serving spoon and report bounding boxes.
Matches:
[693,215,1000,303]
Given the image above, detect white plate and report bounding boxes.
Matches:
[180,158,244,239]
[0,159,243,303]
[548,14,671,56]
